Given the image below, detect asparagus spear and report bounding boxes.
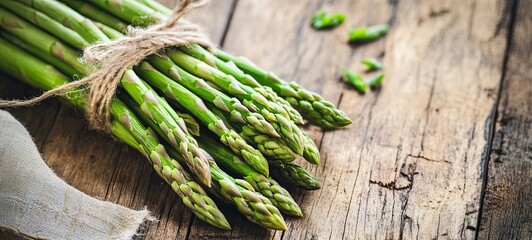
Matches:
[134,61,270,176]
[271,161,321,190]
[196,135,303,217]
[302,132,320,165]
[14,1,213,186]
[0,38,230,229]
[180,44,305,125]
[214,49,352,129]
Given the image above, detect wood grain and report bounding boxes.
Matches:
[478,0,532,238]
[0,0,529,239]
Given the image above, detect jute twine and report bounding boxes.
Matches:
[0,0,213,132]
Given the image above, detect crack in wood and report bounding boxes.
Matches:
[475,0,519,237]
[369,159,418,191]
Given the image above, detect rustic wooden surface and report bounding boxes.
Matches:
[0,0,530,239]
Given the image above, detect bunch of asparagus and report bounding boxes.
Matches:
[0,0,351,230]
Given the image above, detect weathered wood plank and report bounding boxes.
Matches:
[478,0,532,238]
[221,0,512,239]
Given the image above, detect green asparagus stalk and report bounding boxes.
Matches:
[180,44,305,125]
[207,104,298,162]
[169,50,306,155]
[0,37,230,229]
[134,61,270,176]
[302,132,320,165]
[196,135,303,217]
[13,1,213,186]
[166,148,288,230]
[271,161,321,190]
[0,8,90,75]
[214,49,352,129]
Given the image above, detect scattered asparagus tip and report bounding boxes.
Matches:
[348,24,390,43]
[310,9,346,30]
[361,58,383,71]
[342,69,367,93]
[368,73,384,88]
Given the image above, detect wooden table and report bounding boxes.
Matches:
[1,0,530,239]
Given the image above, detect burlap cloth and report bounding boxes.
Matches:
[0,110,151,240]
